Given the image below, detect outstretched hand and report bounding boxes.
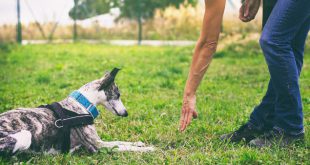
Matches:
[179,95,198,132]
[239,0,261,22]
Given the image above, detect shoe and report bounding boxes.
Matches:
[220,122,265,143]
[249,127,304,148]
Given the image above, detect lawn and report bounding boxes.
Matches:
[0,41,309,164]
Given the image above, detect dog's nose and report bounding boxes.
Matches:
[122,111,128,117]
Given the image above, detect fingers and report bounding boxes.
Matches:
[180,113,191,132]
[240,0,261,22]
[240,1,251,22]
[239,4,249,22]
[179,108,186,131]
[242,17,253,22]
[179,95,197,132]
[179,109,190,132]
[179,106,189,132]
[243,12,256,22]
[193,110,198,119]
[244,0,250,18]
[239,3,246,21]
[184,110,192,129]
[179,109,197,132]
[179,105,189,132]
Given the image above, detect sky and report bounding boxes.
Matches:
[0,0,74,25]
[0,0,240,27]
[0,0,117,27]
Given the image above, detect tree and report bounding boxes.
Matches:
[69,0,198,44]
[69,0,115,20]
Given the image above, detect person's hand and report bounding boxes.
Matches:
[239,0,261,22]
[179,94,198,132]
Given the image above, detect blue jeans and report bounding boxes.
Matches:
[249,0,310,135]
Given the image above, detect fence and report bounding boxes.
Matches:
[0,0,262,44]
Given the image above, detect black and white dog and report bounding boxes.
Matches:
[0,68,154,155]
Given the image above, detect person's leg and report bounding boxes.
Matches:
[259,0,310,135]
[250,17,310,132]
[291,16,310,77]
[220,0,278,142]
[248,0,278,130]
[249,81,275,129]
[221,0,310,143]
[249,1,310,148]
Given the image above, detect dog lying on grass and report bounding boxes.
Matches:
[0,68,154,155]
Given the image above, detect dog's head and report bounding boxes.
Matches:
[77,68,128,117]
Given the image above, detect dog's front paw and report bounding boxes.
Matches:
[132,141,146,147]
[117,145,155,152]
[85,145,99,153]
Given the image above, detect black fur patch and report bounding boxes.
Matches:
[99,68,120,91]
[104,83,120,101]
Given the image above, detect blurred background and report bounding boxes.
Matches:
[0,0,262,45]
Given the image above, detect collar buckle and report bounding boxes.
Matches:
[55,119,64,128]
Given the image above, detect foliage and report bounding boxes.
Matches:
[69,0,198,20]
[0,4,262,42]
[0,41,309,164]
[68,0,198,42]
[117,0,198,20]
[69,0,113,20]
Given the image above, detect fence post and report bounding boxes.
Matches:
[137,0,142,45]
[16,0,22,44]
[73,0,78,42]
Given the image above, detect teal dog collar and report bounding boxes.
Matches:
[69,91,99,118]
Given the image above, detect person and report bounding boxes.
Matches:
[180,0,310,147]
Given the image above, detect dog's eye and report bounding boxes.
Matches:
[117,93,120,98]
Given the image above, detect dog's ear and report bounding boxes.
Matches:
[99,68,121,90]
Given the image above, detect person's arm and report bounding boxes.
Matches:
[179,0,226,132]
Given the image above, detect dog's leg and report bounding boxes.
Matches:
[74,126,155,153]
[72,126,104,153]
[83,130,155,152]
[0,130,32,155]
[100,141,146,147]
[98,141,155,152]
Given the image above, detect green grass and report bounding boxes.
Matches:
[0,41,309,164]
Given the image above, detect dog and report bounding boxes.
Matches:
[0,68,154,155]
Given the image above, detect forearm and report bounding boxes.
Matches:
[184,40,217,96]
[184,0,226,96]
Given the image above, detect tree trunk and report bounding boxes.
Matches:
[73,0,78,42]
[16,0,22,44]
[137,15,142,45]
[137,1,142,45]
